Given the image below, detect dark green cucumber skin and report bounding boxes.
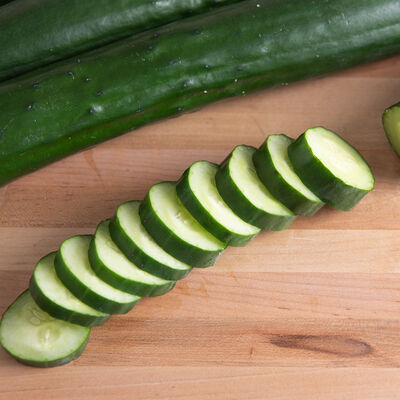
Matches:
[54,242,140,315]
[288,131,373,211]
[382,102,400,158]
[88,224,176,297]
[29,275,109,327]
[109,203,191,281]
[0,0,242,82]
[0,290,91,368]
[1,0,400,187]
[139,184,224,268]
[253,135,324,217]
[176,162,257,246]
[215,149,296,231]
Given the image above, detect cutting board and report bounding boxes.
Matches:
[1,54,400,400]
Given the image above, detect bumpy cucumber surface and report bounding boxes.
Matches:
[110,201,191,281]
[177,161,260,246]
[288,127,374,211]
[216,145,296,230]
[140,182,225,267]
[253,134,324,216]
[0,290,90,368]
[1,0,400,187]
[89,220,176,297]
[0,0,242,82]
[30,252,109,327]
[382,102,400,158]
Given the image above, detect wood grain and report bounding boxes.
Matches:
[1,55,400,399]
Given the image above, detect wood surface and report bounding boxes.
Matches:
[1,54,400,400]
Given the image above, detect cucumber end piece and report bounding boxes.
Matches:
[383,103,400,158]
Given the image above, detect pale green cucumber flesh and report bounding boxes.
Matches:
[0,290,90,368]
[383,103,400,158]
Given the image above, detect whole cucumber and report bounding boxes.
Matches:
[0,0,400,187]
[0,0,243,82]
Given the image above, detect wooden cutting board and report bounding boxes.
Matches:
[1,55,400,400]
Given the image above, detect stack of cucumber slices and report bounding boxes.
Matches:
[0,126,374,368]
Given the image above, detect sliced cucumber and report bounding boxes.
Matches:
[55,235,140,314]
[89,220,176,297]
[382,103,400,158]
[176,161,260,246]
[30,253,109,327]
[253,134,324,216]
[0,290,90,368]
[139,182,226,267]
[215,145,296,230]
[109,201,191,281]
[288,127,374,211]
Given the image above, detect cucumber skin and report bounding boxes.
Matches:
[382,102,400,158]
[54,242,140,315]
[1,0,400,188]
[88,227,177,297]
[0,290,91,368]
[0,0,242,82]
[29,274,110,327]
[253,136,324,217]
[176,163,258,246]
[215,148,296,231]
[109,204,191,281]
[288,130,373,211]
[139,184,224,268]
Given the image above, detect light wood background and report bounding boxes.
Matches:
[1,55,400,400]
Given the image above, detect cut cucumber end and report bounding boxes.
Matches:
[0,291,90,368]
[288,126,374,211]
[383,103,400,158]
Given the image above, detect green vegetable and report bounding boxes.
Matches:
[0,0,242,82]
[253,134,324,216]
[1,0,399,187]
[288,127,375,211]
[382,102,400,158]
[0,290,90,368]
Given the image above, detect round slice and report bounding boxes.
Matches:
[89,220,176,297]
[0,290,90,368]
[109,201,191,281]
[382,102,400,158]
[30,252,109,327]
[253,134,324,216]
[55,235,140,314]
[215,145,296,230]
[139,182,226,268]
[176,161,260,246]
[288,126,375,211]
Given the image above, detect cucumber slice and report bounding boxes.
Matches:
[382,103,400,158]
[30,253,109,327]
[89,220,176,297]
[0,290,90,368]
[55,235,140,314]
[140,182,226,268]
[253,134,324,216]
[176,161,260,246]
[288,127,374,211]
[109,201,191,281]
[215,145,296,230]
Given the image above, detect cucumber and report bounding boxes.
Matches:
[55,235,140,314]
[288,127,375,211]
[1,0,400,188]
[0,0,242,82]
[253,134,324,216]
[110,201,191,281]
[89,220,176,297]
[382,102,400,158]
[176,161,260,246]
[0,290,90,368]
[29,252,109,327]
[216,145,296,230]
[140,182,226,267]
